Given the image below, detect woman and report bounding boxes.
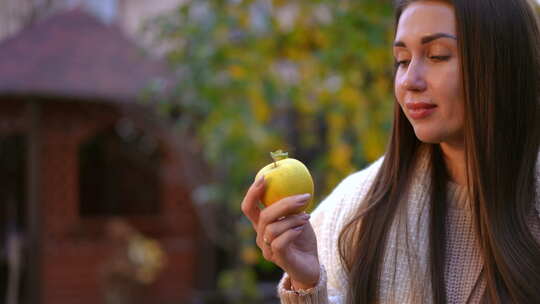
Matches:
[241,0,540,303]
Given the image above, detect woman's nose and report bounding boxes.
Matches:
[400,60,427,92]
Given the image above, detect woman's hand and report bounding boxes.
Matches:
[241,176,320,289]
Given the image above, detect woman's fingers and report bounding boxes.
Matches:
[270,223,306,256]
[242,179,312,264]
[241,176,266,229]
[256,193,310,254]
[263,212,310,245]
[257,212,310,261]
[259,238,274,261]
[257,193,310,232]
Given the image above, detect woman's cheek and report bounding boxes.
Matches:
[394,76,404,104]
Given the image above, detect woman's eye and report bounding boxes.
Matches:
[430,55,450,61]
[395,60,410,68]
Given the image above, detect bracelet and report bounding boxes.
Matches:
[291,285,315,296]
[290,280,317,296]
[279,264,326,298]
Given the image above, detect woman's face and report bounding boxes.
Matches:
[394,1,464,145]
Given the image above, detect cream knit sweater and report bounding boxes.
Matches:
[278,147,540,304]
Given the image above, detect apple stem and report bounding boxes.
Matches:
[270,150,288,168]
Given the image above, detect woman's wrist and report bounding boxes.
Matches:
[291,279,317,291]
[290,269,320,291]
[279,265,327,299]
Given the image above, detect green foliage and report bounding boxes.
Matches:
[147,0,394,302]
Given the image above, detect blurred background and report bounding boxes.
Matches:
[7,0,537,303]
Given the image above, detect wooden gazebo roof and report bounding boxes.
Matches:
[0,8,171,103]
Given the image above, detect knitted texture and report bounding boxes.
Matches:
[278,147,540,304]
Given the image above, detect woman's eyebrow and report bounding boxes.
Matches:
[393,32,457,47]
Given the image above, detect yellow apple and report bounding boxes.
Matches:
[255,150,314,213]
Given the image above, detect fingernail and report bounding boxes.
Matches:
[294,225,304,231]
[300,212,310,220]
[295,193,311,204]
[255,176,265,186]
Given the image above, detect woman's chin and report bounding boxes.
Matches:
[413,129,442,144]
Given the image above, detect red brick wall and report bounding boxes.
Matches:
[1,100,204,303]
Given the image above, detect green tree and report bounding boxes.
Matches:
[146,0,394,302]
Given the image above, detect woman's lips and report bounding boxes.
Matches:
[406,102,437,119]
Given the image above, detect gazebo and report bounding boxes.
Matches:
[0,8,210,304]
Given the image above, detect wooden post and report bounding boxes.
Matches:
[26,101,41,304]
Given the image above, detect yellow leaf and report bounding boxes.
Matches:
[241,246,260,265]
[329,143,352,172]
[248,87,270,123]
[327,111,346,132]
[362,128,385,162]
[313,30,329,48]
[338,86,361,109]
[228,65,247,79]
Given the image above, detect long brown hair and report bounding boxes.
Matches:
[338,0,540,303]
